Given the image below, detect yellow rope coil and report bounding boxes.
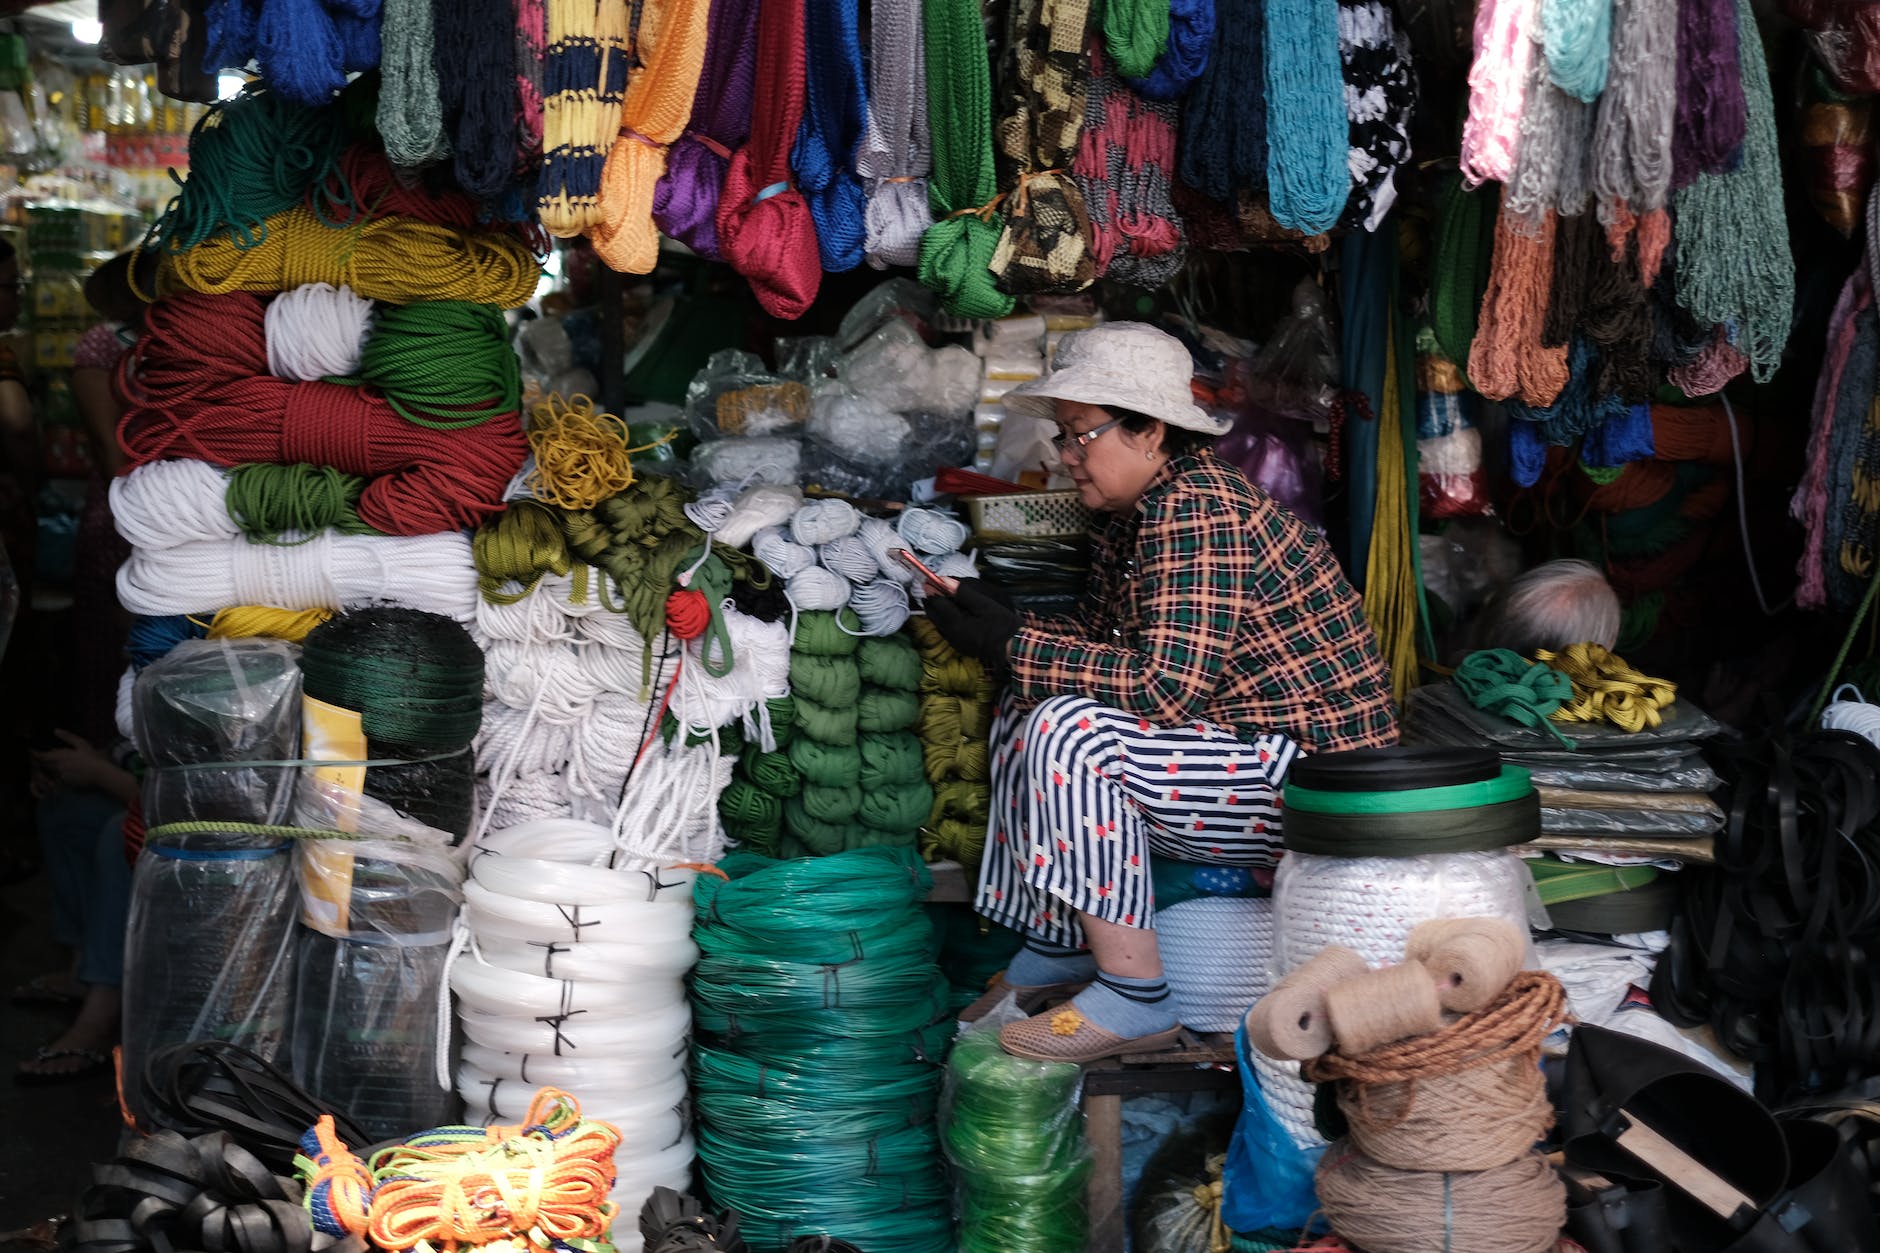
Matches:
[207,605,333,642]
[155,206,542,308]
[526,393,639,510]
[1537,642,1676,732]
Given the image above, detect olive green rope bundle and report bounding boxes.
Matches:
[908,617,995,867]
[473,501,572,604]
[1428,171,1497,371]
[355,302,522,429]
[562,476,706,651]
[225,463,381,544]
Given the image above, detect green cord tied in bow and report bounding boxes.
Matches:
[918,0,1017,318]
[1453,648,1578,748]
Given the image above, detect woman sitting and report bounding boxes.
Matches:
[926,323,1397,1064]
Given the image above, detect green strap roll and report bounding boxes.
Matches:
[1282,764,1533,815]
[1281,793,1542,857]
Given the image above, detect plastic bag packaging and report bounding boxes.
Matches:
[806,381,913,468]
[988,412,1066,487]
[1520,759,1722,793]
[835,277,941,351]
[133,639,303,827]
[1214,398,1323,530]
[1416,524,1524,621]
[842,321,980,420]
[1221,1022,1325,1234]
[1416,334,1492,519]
[1788,0,1880,94]
[292,834,464,1140]
[943,1010,1091,1253]
[693,435,803,487]
[684,350,812,441]
[1244,280,1339,428]
[776,335,841,383]
[1541,807,1724,837]
[121,829,299,1131]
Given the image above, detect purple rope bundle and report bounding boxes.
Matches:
[654,0,762,260]
[1670,0,1746,190]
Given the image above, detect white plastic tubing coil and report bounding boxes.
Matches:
[448,818,700,1215]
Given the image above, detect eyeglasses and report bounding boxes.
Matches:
[1051,416,1122,460]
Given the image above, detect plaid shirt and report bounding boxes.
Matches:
[1009,450,1399,752]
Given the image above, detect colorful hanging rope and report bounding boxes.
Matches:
[1129,0,1212,99]
[654,0,761,260]
[1673,0,1792,382]
[1105,0,1171,79]
[1261,0,1349,233]
[515,0,548,166]
[434,0,522,197]
[1670,0,1747,191]
[989,0,1097,295]
[592,0,714,272]
[1460,0,1537,186]
[1541,0,1613,102]
[1467,195,1570,406]
[537,0,632,236]
[1590,0,1674,246]
[918,0,1016,317]
[795,0,871,271]
[857,0,933,267]
[716,0,824,318]
[1073,44,1186,288]
[1179,0,1266,205]
[1504,50,1594,225]
[1336,0,1417,232]
[378,0,450,165]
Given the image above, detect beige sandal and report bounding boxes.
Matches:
[998,1004,1183,1064]
[958,971,1091,1024]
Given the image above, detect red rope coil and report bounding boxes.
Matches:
[117,292,527,536]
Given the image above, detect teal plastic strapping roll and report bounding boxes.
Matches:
[1282,765,1533,815]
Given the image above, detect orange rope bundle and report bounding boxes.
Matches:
[1467,199,1570,406]
[365,1088,620,1253]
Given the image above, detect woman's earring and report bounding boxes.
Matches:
[1145,450,1154,460]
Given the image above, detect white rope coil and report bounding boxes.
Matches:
[787,566,852,611]
[467,817,619,865]
[473,933,700,982]
[1158,896,1275,1034]
[471,854,690,905]
[1271,849,1532,972]
[716,485,804,549]
[451,959,685,1016]
[753,527,817,578]
[790,498,862,545]
[857,517,915,584]
[116,532,478,621]
[462,1064,688,1126]
[460,883,698,946]
[457,1002,692,1053]
[264,283,374,381]
[110,460,236,549]
[896,507,969,554]
[482,639,604,722]
[818,535,881,584]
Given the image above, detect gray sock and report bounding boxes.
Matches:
[1066,971,1179,1038]
[1005,941,1098,987]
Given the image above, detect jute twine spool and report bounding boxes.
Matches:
[1324,961,1443,1055]
[1405,917,1525,1014]
[1307,972,1569,1173]
[1244,945,1366,1061]
[1314,1145,1566,1253]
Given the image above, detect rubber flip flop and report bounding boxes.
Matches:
[15,1045,113,1086]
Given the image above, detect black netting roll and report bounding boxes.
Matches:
[121,835,298,1132]
[133,639,303,826]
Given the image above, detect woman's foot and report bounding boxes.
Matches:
[999,972,1182,1063]
[959,941,1098,1022]
[14,983,118,1083]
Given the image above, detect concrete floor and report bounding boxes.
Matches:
[0,866,123,1235]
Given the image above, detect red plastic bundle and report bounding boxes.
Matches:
[117,292,527,535]
[313,145,551,256]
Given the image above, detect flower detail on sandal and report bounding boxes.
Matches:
[1050,1007,1084,1036]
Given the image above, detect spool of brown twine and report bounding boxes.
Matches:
[1244,945,1367,1060]
[1406,916,1526,1014]
[1324,961,1444,1056]
[1307,972,1569,1171]
[1314,1144,1567,1253]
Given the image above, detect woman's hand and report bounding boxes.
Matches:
[925,578,1020,669]
[32,730,135,804]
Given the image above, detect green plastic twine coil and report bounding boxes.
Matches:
[298,608,485,748]
[743,747,804,797]
[788,738,861,787]
[859,734,927,789]
[859,689,922,734]
[690,847,953,1253]
[791,696,860,747]
[225,463,380,544]
[945,1028,1092,1253]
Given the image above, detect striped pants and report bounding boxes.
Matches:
[975,693,1299,948]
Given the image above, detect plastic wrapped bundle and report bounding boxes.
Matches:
[121,830,298,1130]
[293,838,464,1140]
[133,639,303,827]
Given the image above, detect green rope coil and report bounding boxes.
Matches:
[945,1028,1091,1253]
[743,747,804,798]
[781,805,873,856]
[858,634,923,692]
[859,735,927,790]
[1452,648,1578,748]
[225,463,380,544]
[788,738,861,788]
[473,501,571,604]
[793,611,862,657]
[789,654,862,708]
[1428,171,1496,370]
[1104,0,1171,78]
[563,477,707,685]
[764,695,797,749]
[792,696,859,747]
[801,783,863,824]
[859,690,921,734]
[719,779,785,848]
[355,301,522,429]
[859,779,935,832]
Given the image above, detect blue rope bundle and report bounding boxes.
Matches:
[1178,0,1265,203]
[1130,0,1214,101]
[795,0,871,271]
[433,0,520,197]
[206,0,383,106]
[1261,0,1348,233]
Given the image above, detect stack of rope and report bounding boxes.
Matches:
[689,849,955,1252]
[908,616,995,869]
[450,824,699,1212]
[767,499,976,636]
[294,1088,624,1251]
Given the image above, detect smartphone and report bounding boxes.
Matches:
[896,548,960,596]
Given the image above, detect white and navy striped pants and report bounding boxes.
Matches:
[975,693,1299,948]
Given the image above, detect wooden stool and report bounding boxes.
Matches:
[1082,1031,1241,1253]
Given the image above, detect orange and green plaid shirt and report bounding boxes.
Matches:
[1008,449,1398,753]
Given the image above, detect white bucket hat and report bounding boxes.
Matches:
[1002,322,1231,436]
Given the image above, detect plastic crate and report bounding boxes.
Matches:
[964,490,1091,539]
